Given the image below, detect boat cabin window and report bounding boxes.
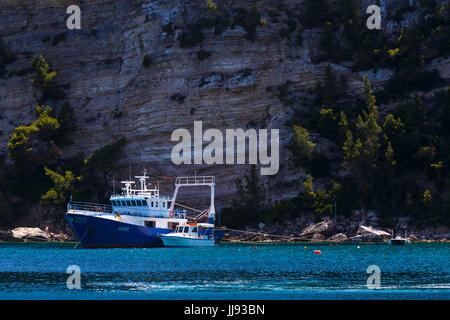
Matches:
[168,222,178,229]
[142,200,147,206]
[131,200,136,206]
[184,226,189,233]
[167,201,171,208]
[126,200,131,206]
[162,202,165,208]
[177,227,182,233]
[144,220,155,227]
[155,202,158,208]
[192,227,198,233]
[121,200,126,206]
[151,201,154,207]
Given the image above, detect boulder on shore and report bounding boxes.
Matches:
[327,233,348,242]
[300,221,329,237]
[311,233,326,241]
[11,227,50,241]
[356,225,390,239]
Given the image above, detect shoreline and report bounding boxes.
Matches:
[0,238,449,245]
[1,215,449,244]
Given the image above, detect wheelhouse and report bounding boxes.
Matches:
[175,223,214,238]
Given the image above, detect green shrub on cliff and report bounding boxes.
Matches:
[30,55,57,89]
[292,126,316,161]
[142,54,152,68]
[206,0,218,14]
[41,168,80,207]
[8,106,60,168]
[41,137,127,206]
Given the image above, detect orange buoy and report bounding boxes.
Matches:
[315,250,321,255]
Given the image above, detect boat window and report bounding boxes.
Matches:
[116,201,121,206]
[142,200,147,206]
[155,202,158,207]
[151,201,154,207]
[192,227,198,233]
[184,226,189,233]
[131,200,136,206]
[177,227,182,233]
[126,200,131,206]
[144,220,155,227]
[162,202,165,208]
[121,200,126,206]
[111,200,116,206]
[168,222,178,230]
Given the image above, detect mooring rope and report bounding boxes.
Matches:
[73,229,89,249]
[221,227,331,242]
[174,202,204,213]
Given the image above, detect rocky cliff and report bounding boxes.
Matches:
[0,0,449,213]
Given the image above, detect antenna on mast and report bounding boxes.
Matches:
[129,157,132,181]
[113,170,115,194]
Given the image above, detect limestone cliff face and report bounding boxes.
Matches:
[0,0,448,210]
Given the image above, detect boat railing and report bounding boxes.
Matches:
[175,176,215,185]
[68,201,113,214]
[110,194,172,200]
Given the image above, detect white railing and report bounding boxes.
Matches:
[175,176,215,185]
[67,201,113,214]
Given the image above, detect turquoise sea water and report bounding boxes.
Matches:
[0,242,448,300]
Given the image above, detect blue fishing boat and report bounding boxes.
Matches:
[66,172,223,248]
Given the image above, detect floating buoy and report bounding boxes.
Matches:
[254,246,258,250]
[314,250,321,255]
[329,244,333,247]
[304,246,307,249]
[357,246,360,249]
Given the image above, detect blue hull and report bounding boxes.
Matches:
[65,213,171,248]
[66,213,225,248]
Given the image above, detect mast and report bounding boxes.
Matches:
[135,169,149,192]
[169,175,216,224]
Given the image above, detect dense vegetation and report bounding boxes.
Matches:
[0,1,448,230]
[0,55,126,226]
[224,74,449,228]
[221,1,449,228]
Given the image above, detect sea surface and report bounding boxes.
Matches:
[0,242,449,300]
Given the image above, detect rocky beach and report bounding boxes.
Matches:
[1,208,448,244]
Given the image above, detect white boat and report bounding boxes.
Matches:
[160,223,215,247]
[388,230,410,245]
[66,171,223,248]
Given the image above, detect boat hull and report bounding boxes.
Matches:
[388,239,409,245]
[66,213,173,248]
[160,235,215,247]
